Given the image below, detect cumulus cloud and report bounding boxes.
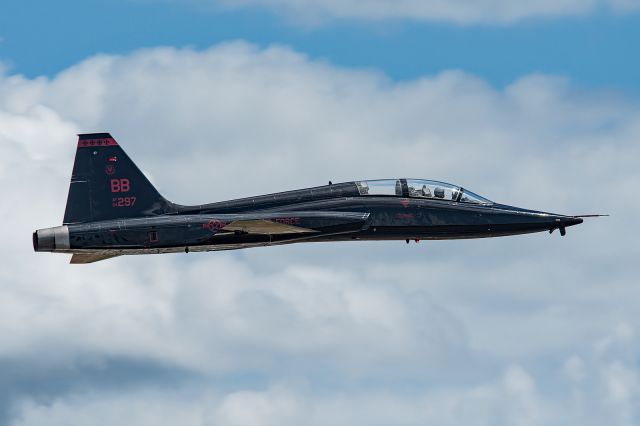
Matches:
[1,42,639,424]
[211,0,640,24]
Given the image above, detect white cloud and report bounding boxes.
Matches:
[10,347,640,426]
[212,0,640,25]
[1,42,639,424]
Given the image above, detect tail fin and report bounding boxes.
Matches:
[63,133,173,224]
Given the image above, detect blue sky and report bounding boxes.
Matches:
[2,1,640,425]
[2,0,640,92]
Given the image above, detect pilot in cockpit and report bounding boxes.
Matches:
[421,185,432,197]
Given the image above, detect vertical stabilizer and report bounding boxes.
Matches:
[63,133,172,224]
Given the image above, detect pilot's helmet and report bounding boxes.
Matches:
[434,187,445,198]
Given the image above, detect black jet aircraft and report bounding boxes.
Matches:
[33,133,593,263]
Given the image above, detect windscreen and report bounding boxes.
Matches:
[460,189,493,204]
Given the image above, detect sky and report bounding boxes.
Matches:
[1,1,640,425]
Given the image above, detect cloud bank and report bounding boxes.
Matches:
[1,42,639,425]
[215,0,640,24]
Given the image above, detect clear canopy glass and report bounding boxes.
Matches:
[356,179,492,204]
[356,180,402,196]
[406,179,460,201]
[459,189,493,204]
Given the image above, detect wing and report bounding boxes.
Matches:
[222,219,316,235]
[211,211,370,236]
[70,253,121,264]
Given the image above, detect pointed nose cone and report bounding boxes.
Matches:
[549,215,583,236]
[490,203,585,237]
[548,215,583,227]
[561,217,584,227]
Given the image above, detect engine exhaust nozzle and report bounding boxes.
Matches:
[33,226,70,252]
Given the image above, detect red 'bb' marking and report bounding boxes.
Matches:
[110,178,130,193]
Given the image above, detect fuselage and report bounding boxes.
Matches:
[32,134,588,263]
[34,179,583,258]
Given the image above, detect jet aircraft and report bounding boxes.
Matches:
[34,133,594,263]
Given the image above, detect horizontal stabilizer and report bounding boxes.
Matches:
[222,219,316,235]
[70,253,121,264]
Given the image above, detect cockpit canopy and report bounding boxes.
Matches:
[355,179,492,205]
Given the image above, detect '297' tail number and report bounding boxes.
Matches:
[112,196,137,207]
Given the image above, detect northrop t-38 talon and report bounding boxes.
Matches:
[34,133,597,264]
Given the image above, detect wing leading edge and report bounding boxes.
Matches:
[222,219,316,235]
